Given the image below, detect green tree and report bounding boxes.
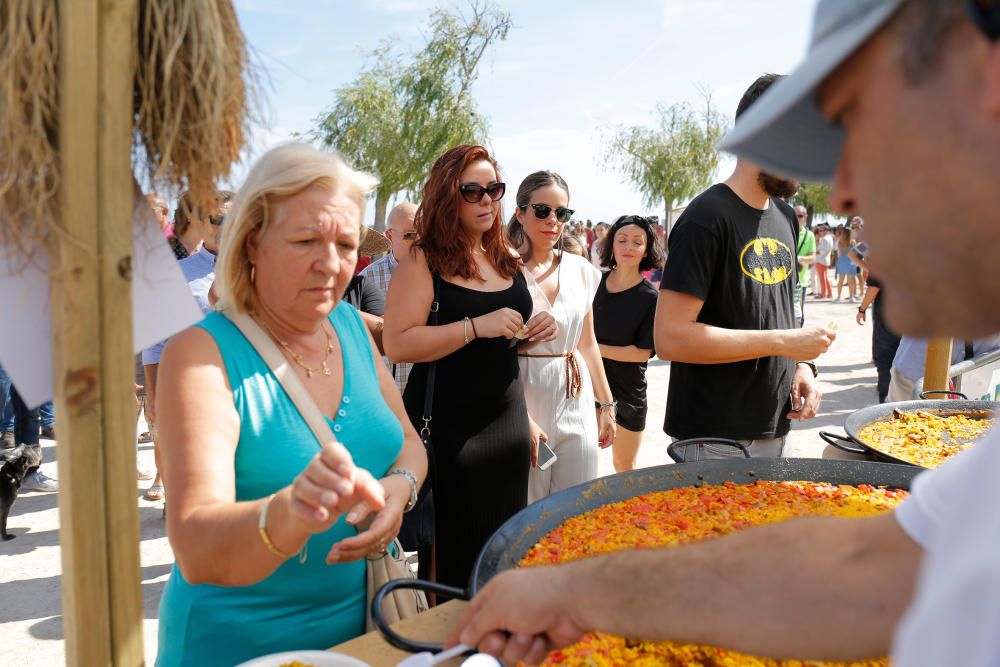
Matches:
[311,1,511,230]
[602,95,729,229]
[790,183,837,226]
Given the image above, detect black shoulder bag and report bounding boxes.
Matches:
[396,274,440,554]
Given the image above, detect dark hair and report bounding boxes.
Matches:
[173,189,235,237]
[506,170,570,254]
[415,145,518,281]
[896,0,966,83]
[600,215,664,272]
[736,73,783,120]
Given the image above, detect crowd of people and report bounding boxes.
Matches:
[9,2,997,665]
[129,63,848,662]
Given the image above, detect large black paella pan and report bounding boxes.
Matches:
[374,458,919,653]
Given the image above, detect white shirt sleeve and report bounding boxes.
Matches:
[891,424,1000,666]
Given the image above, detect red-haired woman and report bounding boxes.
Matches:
[384,145,556,588]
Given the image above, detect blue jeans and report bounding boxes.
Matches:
[39,400,54,428]
[0,365,41,449]
[0,365,12,431]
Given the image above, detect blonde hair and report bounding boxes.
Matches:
[215,143,378,313]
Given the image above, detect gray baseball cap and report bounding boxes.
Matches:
[719,0,907,183]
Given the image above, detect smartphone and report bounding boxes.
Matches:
[536,436,558,470]
[853,241,870,258]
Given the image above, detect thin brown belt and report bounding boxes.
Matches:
[518,351,582,399]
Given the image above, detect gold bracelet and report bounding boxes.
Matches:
[257,494,296,560]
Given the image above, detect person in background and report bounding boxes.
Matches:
[154,143,426,665]
[342,226,392,353]
[361,202,419,395]
[590,222,610,272]
[143,190,233,503]
[814,224,834,299]
[559,233,589,260]
[384,144,554,589]
[856,274,901,403]
[887,336,1000,403]
[793,205,816,326]
[167,192,210,261]
[508,171,615,503]
[834,224,857,302]
[146,193,172,237]
[654,74,831,459]
[0,367,55,491]
[850,216,868,298]
[594,215,663,472]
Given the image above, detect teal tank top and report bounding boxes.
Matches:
[156,302,403,667]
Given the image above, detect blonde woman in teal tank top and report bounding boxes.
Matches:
[153,144,427,666]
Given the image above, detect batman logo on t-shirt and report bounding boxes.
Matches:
[739,237,794,285]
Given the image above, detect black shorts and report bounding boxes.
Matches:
[599,359,648,432]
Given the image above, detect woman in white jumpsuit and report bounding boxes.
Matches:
[508,171,617,504]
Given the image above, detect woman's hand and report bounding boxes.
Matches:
[522,311,558,343]
[473,308,524,340]
[596,409,616,449]
[288,442,386,534]
[528,415,548,468]
[326,475,411,563]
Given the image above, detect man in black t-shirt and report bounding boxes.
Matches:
[654,74,836,456]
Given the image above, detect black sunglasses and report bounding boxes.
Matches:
[459,182,506,204]
[400,231,418,241]
[209,215,225,226]
[521,203,574,224]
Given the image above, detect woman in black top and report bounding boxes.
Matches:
[592,215,664,472]
[384,145,556,588]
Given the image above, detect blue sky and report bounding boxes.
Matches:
[233,0,816,224]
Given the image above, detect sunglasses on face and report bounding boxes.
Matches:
[209,215,225,226]
[401,231,418,241]
[796,212,807,218]
[521,203,574,224]
[459,182,506,204]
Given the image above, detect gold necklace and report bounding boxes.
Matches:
[262,320,334,378]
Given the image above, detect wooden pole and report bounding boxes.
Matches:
[924,338,954,399]
[55,0,143,664]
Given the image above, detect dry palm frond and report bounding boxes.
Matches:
[134,0,259,222]
[0,0,257,264]
[0,1,60,263]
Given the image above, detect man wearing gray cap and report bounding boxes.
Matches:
[450,1,1000,665]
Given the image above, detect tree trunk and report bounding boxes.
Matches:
[373,189,390,232]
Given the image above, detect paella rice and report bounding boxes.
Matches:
[520,481,908,666]
[857,411,993,468]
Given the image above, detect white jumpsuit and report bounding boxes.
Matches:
[519,253,601,504]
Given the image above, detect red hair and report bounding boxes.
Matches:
[414,145,519,281]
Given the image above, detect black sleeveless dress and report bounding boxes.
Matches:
[403,272,533,588]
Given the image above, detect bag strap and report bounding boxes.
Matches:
[225,308,338,451]
[419,275,441,439]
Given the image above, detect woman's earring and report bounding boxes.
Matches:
[250,265,256,284]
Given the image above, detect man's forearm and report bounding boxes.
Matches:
[568,513,920,661]
[657,323,793,364]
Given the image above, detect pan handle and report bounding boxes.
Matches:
[818,431,868,455]
[372,579,468,654]
[668,437,751,462]
[920,389,968,400]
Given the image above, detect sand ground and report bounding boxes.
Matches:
[0,294,880,665]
